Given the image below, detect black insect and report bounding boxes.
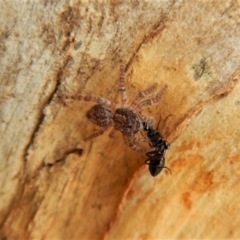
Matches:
[143,121,171,177]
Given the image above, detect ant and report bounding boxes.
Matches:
[142,116,171,177]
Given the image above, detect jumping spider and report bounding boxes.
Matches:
[59,61,167,152]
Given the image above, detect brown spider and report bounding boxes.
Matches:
[60,61,167,152]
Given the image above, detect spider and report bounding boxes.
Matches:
[59,61,167,152]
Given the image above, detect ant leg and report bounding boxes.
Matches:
[160,114,172,132]
[153,113,172,136]
[130,83,158,110]
[123,136,143,152]
[136,85,168,110]
[118,60,127,107]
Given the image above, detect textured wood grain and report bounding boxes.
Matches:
[0,1,240,239]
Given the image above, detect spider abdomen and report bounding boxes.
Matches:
[87,104,113,127]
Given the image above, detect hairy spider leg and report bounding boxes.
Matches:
[136,85,168,110]
[123,135,144,152]
[60,93,83,102]
[85,126,111,140]
[127,84,160,127]
[126,133,157,152]
[108,128,116,138]
[129,83,158,110]
[118,61,127,107]
[132,135,150,145]
[138,113,155,126]
[56,87,79,106]
[61,93,117,112]
[84,96,117,111]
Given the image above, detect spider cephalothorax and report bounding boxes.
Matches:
[113,108,141,136]
[60,61,167,151]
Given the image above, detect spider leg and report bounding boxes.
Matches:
[123,135,144,152]
[136,85,167,110]
[138,113,155,126]
[129,83,158,110]
[132,135,149,144]
[85,127,107,140]
[56,87,71,106]
[118,60,127,107]
[84,96,117,111]
[108,128,116,138]
[160,114,172,132]
[60,93,117,112]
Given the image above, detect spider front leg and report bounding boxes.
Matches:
[85,127,108,140]
[129,83,158,110]
[136,85,168,110]
[138,113,155,126]
[118,60,127,107]
[123,135,144,152]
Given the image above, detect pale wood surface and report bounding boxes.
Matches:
[1,1,240,239]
